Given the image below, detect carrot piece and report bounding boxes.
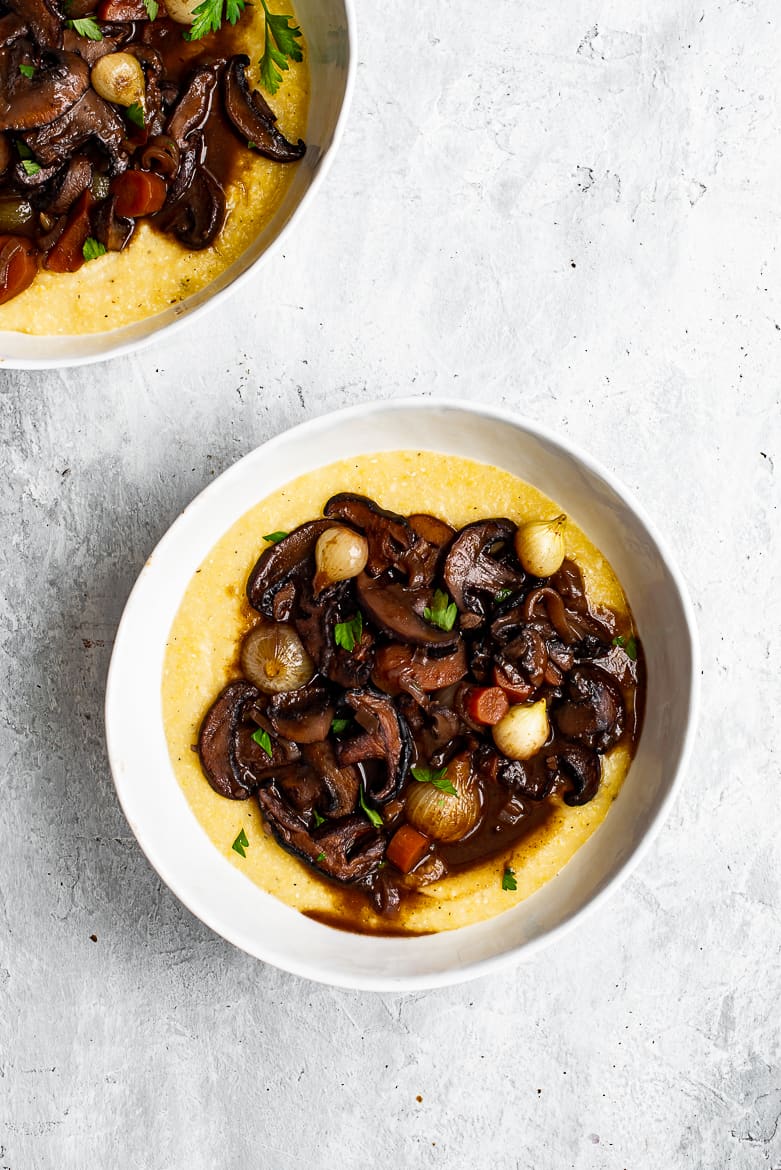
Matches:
[0,235,37,304]
[492,663,534,704]
[386,825,430,874]
[111,171,167,218]
[463,685,510,727]
[44,190,93,273]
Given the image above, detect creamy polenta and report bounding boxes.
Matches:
[0,2,308,336]
[162,451,637,935]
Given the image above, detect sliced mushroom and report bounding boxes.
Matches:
[355,572,460,650]
[266,680,334,744]
[324,493,416,577]
[8,0,63,51]
[337,688,412,803]
[497,755,555,801]
[223,55,305,163]
[165,63,218,150]
[48,155,92,215]
[302,740,360,818]
[92,193,134,251]
[153,163,225,249]
[0,50,90,132]
[197,680,260,800]
[442,518,524,616]
[23,88,129,173]
[555,744,602,806]
[295,583,374,690]
[258,786,384,882]
[247,519,335,617]
[553,666,625,751]
[371,641,468,698]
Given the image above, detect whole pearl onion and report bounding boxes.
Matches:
[90,53,146,109]
[405,755,481,844]
[163,0,201,23]
[514,514,567,578]
[313,525,368,594]
[241,622,314,694]
[492,699,550,760]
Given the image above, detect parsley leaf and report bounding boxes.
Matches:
[251,727,273,758]
[359,786,383,828]
[612,634,638,661]
[316,852,326,862]
[83,237,106,262]
[66,17,103,40]
[263,530,288,544]
[15,142,33,160]
[21,159,40,176]
[312,810,325,828]
[331,717,351,734]
[423,589,458,632]
[187,0,246,42]
[502,865,517,891]
[143,0,159,18]
[259,0,303,95]
[126,102,145,129]
[495,588,513,604]
[232,827,249,857]
[19,64,35,79]
[411,764,458,797]
[334,612,362,653]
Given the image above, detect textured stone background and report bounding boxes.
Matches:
[1,1,780,1166]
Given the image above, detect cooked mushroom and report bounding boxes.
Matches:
[337,688,412,803]
[266,680,334,744]
[223,55,305,163]
[553,666,625,751]
[294,581,374,690]
[355,572,460,650]
[555,744,602,806]
[165,63,219,150]
[324,493,417,578]
[372,642,468,698]
[0,50,90,132]
[197,680,260,800]
[247,519,335,617]
[258,785,384,882]
[7,0,63,51]
[442,518,524,616]
[23,88,129,173]
[302,739,360,818]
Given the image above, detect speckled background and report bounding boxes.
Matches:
[1,1,780,1166]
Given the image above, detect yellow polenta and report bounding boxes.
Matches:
[0,2,308,336]
[162,452,635,935]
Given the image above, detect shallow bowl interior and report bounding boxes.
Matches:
[105,399,698,990]
[0,0,353,369]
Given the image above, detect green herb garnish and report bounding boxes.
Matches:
[612,634,638,661]
[312,810,325,827]
[502,865,517,891]
[331,717,351,734]
[15,142,33,159]
[411,764,458,797]
[259,0,303,95]
[316,852,326,862]
[334,612,362,653]
[232,827,249,857]
[186,0,246,42]
[263,530,288,544]
[126,102,145,129]
[423,589,458,632]
[495,588,513,603]
[21,159,40,176]
[19,64,35,79]
[143,0,159,18]
[251,727,273,758]
[83,238,106,262]
[359,786,383,828]
[66,17,103,40]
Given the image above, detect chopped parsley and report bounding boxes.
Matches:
[502,865,517,891]
[411,764,458,797]
[312,810,325,828]
[423,589,458,632]
[334,612,362,653]
[232,827,249,857]
[251,727,273,758]
[316,852,326,863]
[495,588,513,604]
[21,159,40,176]
[359,786,383,828]
[187,0,246,42]
[263,530,288,544]
[82,238,106,262]
[331,717,351,734]
[19,64,35,79]
[126,102,145,129]
[66,17,103,40]
[612,634,638,661]
[259,0,303,95]
[143,0,159,18]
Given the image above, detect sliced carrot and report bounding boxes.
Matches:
[386,825,430,874]
[463,685,510,726]
[0,235,37,304]
[44,190,93,274]
[111,170,167,218]
[492,663,534,704]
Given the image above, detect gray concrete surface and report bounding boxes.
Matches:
[1,1,780,1166]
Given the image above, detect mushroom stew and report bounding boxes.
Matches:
[0,0,305,304]
[197,493,644,920]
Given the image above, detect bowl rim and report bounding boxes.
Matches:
[0,0,357,371]
[105,396,701,990]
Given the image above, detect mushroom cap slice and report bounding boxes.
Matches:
[258,786,384,883]
[556,744,602,806]
[355,572,459,650]
[247,519,335,617]
[0,50,90,132]
[442,518,524,616]
[224,55,305,163]
[553,665,625,751]
[198,680,260,800]
[337,688,413,804]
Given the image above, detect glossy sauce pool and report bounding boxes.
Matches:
[162,451,642,936]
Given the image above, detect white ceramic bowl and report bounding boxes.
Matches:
[105,399,699,990]
[0,0,355,369]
